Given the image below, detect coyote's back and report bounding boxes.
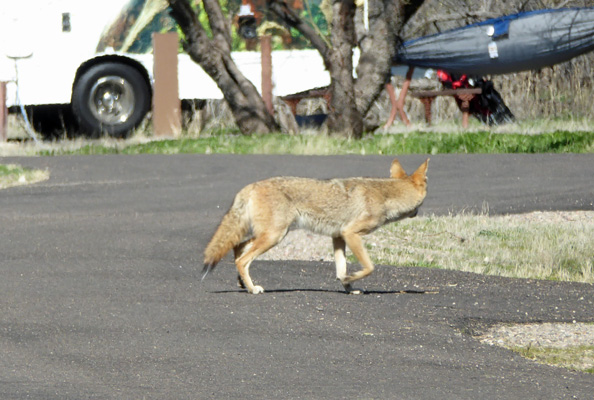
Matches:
[202,158,429,294]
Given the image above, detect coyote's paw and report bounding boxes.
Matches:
[342,283,363,295]
[249,285,265,294]
[237,276,246,289]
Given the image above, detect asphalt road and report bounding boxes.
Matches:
[0,154,593,399]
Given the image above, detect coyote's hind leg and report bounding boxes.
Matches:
[234,239,253,288]
[234,233,284,294]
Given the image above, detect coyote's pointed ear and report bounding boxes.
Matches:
[411,158,429,186]
[390,158,407,179]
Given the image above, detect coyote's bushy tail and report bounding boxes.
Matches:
[202,197,250,281]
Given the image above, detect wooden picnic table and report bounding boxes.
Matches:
[384,67,482,129]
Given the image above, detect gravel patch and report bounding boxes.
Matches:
[258,230,333,262]
[478,322,594,349]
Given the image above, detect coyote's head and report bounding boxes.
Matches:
[389,158,429,219]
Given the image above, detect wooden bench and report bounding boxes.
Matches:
[412,88,482,128]
[280,86,331,116]
[384,67,482,129]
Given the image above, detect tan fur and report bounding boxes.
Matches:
[202,158,429,294]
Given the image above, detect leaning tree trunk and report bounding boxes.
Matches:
[169,0,279,135]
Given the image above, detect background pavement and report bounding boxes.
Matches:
[0,154,593,399]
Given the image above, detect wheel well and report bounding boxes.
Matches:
[72,55,152,101]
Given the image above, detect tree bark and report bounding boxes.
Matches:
[326,0,363,138]
[168,0,279,135]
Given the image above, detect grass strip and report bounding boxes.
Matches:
[361,213,594,283]
[0,164,50,189]
[37,130,594,156]
[512,345,594,374]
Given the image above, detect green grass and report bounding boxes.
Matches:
[35,130,594,156]
[512,345,594,374]
[0,164,50,189]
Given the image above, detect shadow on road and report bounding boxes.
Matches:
[210,288,440,295]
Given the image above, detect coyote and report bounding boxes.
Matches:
[202,158,429,294]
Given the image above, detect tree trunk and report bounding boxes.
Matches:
[355,0,425,118]
[269,0,425,138]
[168,0,279,135]
[326,0,363,138]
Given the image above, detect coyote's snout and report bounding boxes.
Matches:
[202,158,429,294]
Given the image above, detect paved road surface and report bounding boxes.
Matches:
[0,154,593,399]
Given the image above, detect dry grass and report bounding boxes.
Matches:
[494,55,594,120]
[368,212,594,283]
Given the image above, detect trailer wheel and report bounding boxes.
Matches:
[72,62,150,138]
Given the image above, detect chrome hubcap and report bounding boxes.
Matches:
[88,76,135,125]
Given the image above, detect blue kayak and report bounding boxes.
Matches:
[394,7,594,75]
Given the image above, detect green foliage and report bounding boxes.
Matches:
[173,0,330,52]
[175,0,248,51]
[287,0,329,48]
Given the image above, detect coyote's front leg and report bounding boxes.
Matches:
[339,230,375,293]
[333,235,370,294]
[332,237,351,292]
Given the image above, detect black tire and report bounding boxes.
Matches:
[72,62,150,138]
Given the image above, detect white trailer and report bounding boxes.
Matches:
[0,0,329,137]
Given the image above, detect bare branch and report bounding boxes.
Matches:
[202,0,232,51]
[267,0,331,66]
[168,0,211,57]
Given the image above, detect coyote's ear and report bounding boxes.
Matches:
[411,158,429,186]
[390,158,407,179]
